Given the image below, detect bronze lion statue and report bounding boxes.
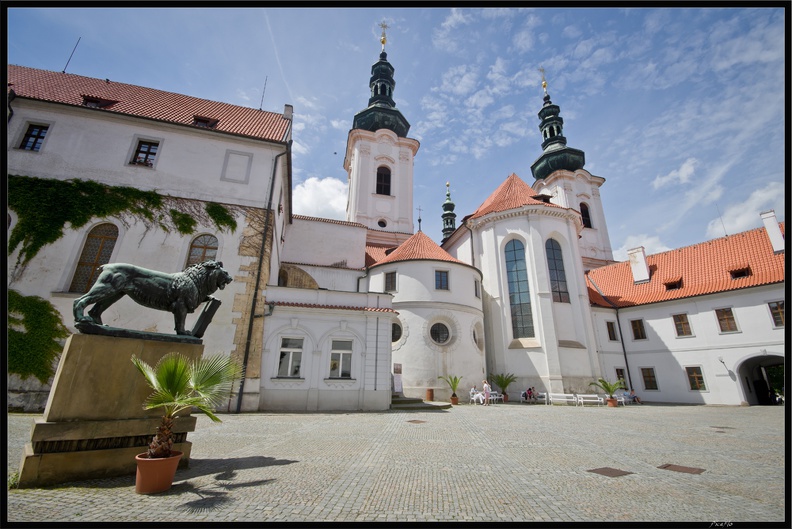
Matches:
[73,260,233,335]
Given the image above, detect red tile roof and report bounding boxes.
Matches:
[8,65,290,143]
[586,222,785,308]
[467,173,564,220]
[371,230,466,266]
[365,244,395,267]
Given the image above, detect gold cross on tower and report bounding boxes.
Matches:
[538,66,548,95]
[379,21,389,50]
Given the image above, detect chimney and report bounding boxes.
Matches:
[283,104,293,121]
[627,246,651,283]
[760,210,784,253]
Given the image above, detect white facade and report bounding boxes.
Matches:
[591,284,786,405]
[368,258,486,401]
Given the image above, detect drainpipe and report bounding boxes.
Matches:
[7,88,16,123]
[235,141,291,413]
[586,272,634,390]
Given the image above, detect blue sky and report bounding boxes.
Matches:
[7,7,786,260]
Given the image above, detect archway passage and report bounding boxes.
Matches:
[738,354,784,405]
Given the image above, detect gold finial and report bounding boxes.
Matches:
[539,66,548,95]
[379,21,389,51]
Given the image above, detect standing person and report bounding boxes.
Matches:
[483,380,491,406]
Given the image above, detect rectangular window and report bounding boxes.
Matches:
[19,124,49,151]
[685,366,706,391]
[630,319,647,340]
[672,313,692,337]
[384,272,396,292]
[474,279,481,298]
[715,308,738,333]
[130,140,159,167]
[606,321,618,341]
[329,340,353,378]
[277,337,303,377]
[768,301,785,328]
[435,270,449,290]
[615,368,626,384]
[641,367,658,390]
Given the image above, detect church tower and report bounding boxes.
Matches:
[344,23,420,245]
[441,182,457,243]
[530,70,614,269]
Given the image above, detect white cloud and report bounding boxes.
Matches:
[432,8,474,49]
[437,64,478,96]
[330,119,349,130]
[562,25,582,39]
[291,177,347,220]
[705,181,785,239]
[652,157,698,189]
[612,234,672,262]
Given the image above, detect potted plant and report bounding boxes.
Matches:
[131,352,243,494]
[438,375,463,405]
[589,377,626,407]
[491,373,518,402]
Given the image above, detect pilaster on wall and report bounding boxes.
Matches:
[230,208,274,385]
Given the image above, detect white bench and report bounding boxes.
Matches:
[548,393,577,405]
[576,394,604,406]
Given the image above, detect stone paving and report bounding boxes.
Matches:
[6,403,787,524]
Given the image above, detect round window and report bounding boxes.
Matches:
[392,322,402,343]
[430,323,450,344]
[378,219,388,228]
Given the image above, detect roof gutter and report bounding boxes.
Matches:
[586,272,634,391]
[234,140,291,414]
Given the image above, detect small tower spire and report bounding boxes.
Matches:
[539,66,548,96]
[417,205,422,232]
[441,181,457,243]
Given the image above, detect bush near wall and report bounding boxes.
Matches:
[8,290,69,383]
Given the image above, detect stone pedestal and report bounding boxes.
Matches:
[18,334,204,488]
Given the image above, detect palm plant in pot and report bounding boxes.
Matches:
[131,352,243,494]
[438,375,462,405]
[491,373,518,402]
[589,377,626,407]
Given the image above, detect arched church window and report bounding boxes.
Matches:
[278,269,288,287]
[545,239,570,303]
[580,203,593,228]
[186,234,218,268]
[505,239,534,338]
[376,166,391,195]
[69,223,118,293]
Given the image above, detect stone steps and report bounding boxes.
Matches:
[390,394,452,411]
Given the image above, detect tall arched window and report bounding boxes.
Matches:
[580,203,593,228]
[505,239,534,338]
[186,234,218,268]
[69,223,118,293]
[545,238,570,303]
[376,166,391,195]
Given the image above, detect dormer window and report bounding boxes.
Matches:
[193,116,219,128]
[729,267,752,280]
[82,96,116,109]
[664,277,683,291]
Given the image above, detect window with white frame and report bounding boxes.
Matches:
[329,340,353,378]
[685,366,706,391]
[384,271,396,292]
[19,123,49,152]
[505,239,534,338]
[768,301,784,328]
[435,270,449,290]
[129,139,159,167]
[606,321,618,341]
[185,234,218,268]
[277,337,303,377]
[672,313,693,337]
[640,367,658,390]
[715,307,739,333]
[630,319,647,340]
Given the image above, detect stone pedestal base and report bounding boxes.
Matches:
[18,334,204,488]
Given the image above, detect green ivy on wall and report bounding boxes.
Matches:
[7,175,239,272]
[8,290,70,383]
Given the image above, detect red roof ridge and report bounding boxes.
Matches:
[371,231,466,266]
[271,301,396,313]
[468,172,563,220]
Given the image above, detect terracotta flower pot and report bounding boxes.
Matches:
[135,450,183,494]
[606,398,618,407]
[503,393,509,403]
[450,396,459,405]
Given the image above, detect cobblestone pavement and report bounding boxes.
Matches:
[6,403,786,524]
